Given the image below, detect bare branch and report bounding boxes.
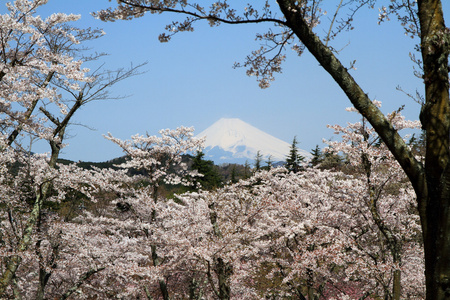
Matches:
[325,0,344,46]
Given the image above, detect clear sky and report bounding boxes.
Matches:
[4,1,448,162]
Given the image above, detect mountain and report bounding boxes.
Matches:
[196,118,310,165]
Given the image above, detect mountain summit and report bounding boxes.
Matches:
[196,118,309,164]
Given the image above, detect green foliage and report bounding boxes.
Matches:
[320,151,345,171]
[191,152,223,190]
[310,145,323,167]
[217,163,247,184]
[243,160,251,179]
[254,150,263,171]
[286,136,305,173]
[265,155,273,170]
[230,165,238,184]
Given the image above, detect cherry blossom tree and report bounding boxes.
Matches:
[96,1,449,297]
[45,127,207,299]
[0,0,143,297]
[104,126,204,298]
[0,0,90,292]
[324,103,424,299]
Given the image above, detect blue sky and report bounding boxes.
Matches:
[5,1,448,162]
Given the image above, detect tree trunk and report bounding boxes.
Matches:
[215,257,231,300]
[189,277,203,300]
[151,245,170,300]
[36,263,52,300]
[35,236,60,300]
[150,185,170,300]
[209,203,232,299]
[392,269,401,300]
[0,192,48,296]
[422,190,450,299]
[277,0,424,188]
[368,188,402,300]
[418,0,450,298]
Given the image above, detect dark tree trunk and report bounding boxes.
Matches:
[215,257,231,300]
[417,1,450,298]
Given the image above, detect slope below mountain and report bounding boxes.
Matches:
[196,118,309,164]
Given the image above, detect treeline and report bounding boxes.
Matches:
[59,128,425,196]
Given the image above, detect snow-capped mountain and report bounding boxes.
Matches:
[196,118,310,164]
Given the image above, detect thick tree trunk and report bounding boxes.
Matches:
[422,190,450,299]
[418,0,450,298]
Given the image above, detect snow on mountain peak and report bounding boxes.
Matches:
[196,118,309,163]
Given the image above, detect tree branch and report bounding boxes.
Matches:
[277,0,425,197]
[116,0,287,26]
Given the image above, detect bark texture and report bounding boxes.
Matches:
[418,0,450,298]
